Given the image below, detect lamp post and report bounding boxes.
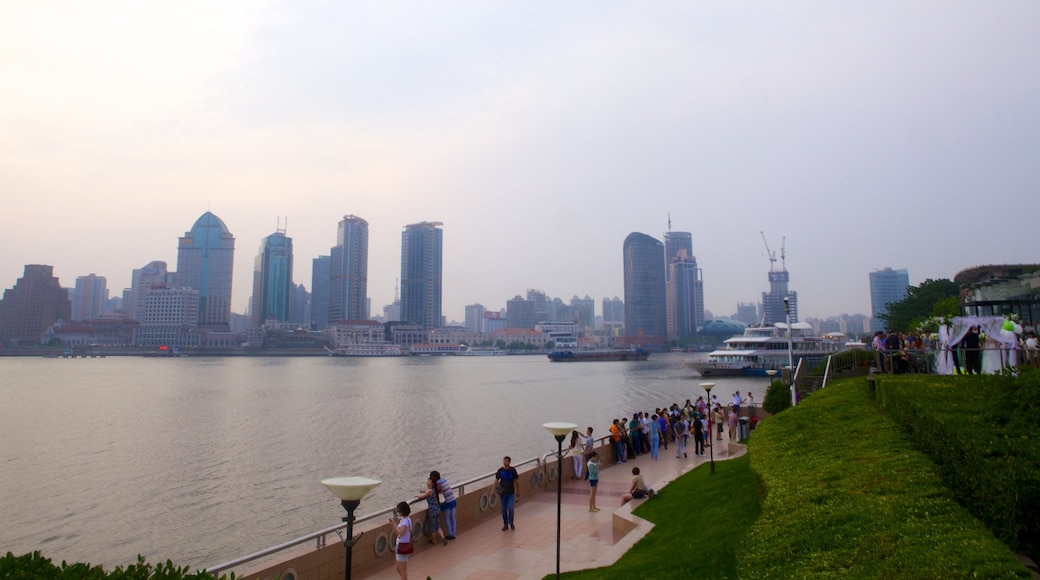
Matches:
[700,383,716,473]
[544,421,578,579]
[784,296,796,407]
[321,476,382,580]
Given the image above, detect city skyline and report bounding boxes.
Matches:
[3,3,1038,322]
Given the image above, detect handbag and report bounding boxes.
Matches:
[396,540,414,554]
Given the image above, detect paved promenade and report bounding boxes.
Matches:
[359,438,746,579]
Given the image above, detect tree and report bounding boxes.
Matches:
[877,278,959,332]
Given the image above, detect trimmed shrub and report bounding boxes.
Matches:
[762,379,791,415]
[0,551,231,579]
[874,369,1040,563]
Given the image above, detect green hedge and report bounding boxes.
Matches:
[874,370,1040,562]
[0,552,230,579]
[743,378,1029,577]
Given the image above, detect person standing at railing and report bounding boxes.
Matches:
[582,427,595,480]
[567,430,584,479]
[415,477,446,546]
[431,471,457,541]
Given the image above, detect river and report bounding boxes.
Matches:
[0,352,769,569]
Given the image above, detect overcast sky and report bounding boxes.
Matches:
[2,2,1037,322]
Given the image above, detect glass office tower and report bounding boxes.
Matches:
[400,221,443,331]
[251,230,294,326]
[176,212,235,329]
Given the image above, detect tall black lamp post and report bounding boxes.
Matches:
[701,382,716,473]
[321,476,382,580]
[544,421,578,579]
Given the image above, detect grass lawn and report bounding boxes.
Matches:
[558,453,760,579]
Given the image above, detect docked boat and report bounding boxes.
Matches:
[325,343,405,357]
[684,322,844,377]
[459,346,506,356]
[547,348,650,362]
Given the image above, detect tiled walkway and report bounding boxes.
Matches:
[359,437,746,579]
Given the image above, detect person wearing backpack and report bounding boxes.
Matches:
[674,415,688,459]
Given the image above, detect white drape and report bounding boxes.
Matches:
[936,316,1018,375]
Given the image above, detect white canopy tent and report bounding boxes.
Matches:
[936,316,1020,375]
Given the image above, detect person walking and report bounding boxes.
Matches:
[431,470,457,540]
[390,501,412,580]
[587,451,601,512]
[495,456,520,531]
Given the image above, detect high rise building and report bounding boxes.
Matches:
[760,240,797,325]
[71,274,108,321]
[465,304,486,333]
[289,283,309,326]
[602,296,624,323]
[329,215,369,323]
[0,265,71,343]
[251,229,294,326]
[570,295,595,331]
[623,232,667,345]
[137,287,200,347]
[663,230,693,281]
[310,255,330,330]
[126,261,171,323]
[666,250,704,340]
[507,295,536,329]
[870,267,910,332]
[176,212,235,329]
[400,221,443,331]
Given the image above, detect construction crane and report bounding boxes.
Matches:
[760,231,777,272]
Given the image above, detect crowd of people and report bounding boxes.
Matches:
[872,327,1040,374]
[389,394,764,578]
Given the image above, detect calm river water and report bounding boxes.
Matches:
[0,352,767,569]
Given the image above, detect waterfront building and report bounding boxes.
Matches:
[176,212,235,329]
[429,325,484,346]
[602,296,624,325]
[400,221,443,331]
[465,303,485,333]
[42,318,139,347]
[137,287,200,347]
[666,250,704,341]
[570,295,595,332]
[310,256,330,330]
[0,265,71,344]
[492,327,549,348]
[329,319,387,347]
[869,267,910,332]
[251,229,294,327]
[622,232,667,347]
[507,295,536,329]
[483,310,507,333]
[387,322,427,348]
[126,261,171,324]
[71,274,108,322]
[956,264,1040,327]
[329,215,368,324]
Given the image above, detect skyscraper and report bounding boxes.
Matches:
[310,255,330,329]
[667,250,704,340]
[663,230,693,281]
[870,268,910,332]
[0,265,71,343]
[400,221,443,331]
[126,261,171,323]
[176,212,235,329]
[329,215,369,323]
[72,274,108,321]
[623,232,667,345]
[251,229,294,326]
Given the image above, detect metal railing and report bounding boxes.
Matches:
[205,435,614,576]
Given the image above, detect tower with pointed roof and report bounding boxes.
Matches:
[176,212,235,328]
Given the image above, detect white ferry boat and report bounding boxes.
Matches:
[325,343,405,357]
[458,346,507,356]
[685,323,845,377]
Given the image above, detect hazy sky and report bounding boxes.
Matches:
[2,2,1038,322]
